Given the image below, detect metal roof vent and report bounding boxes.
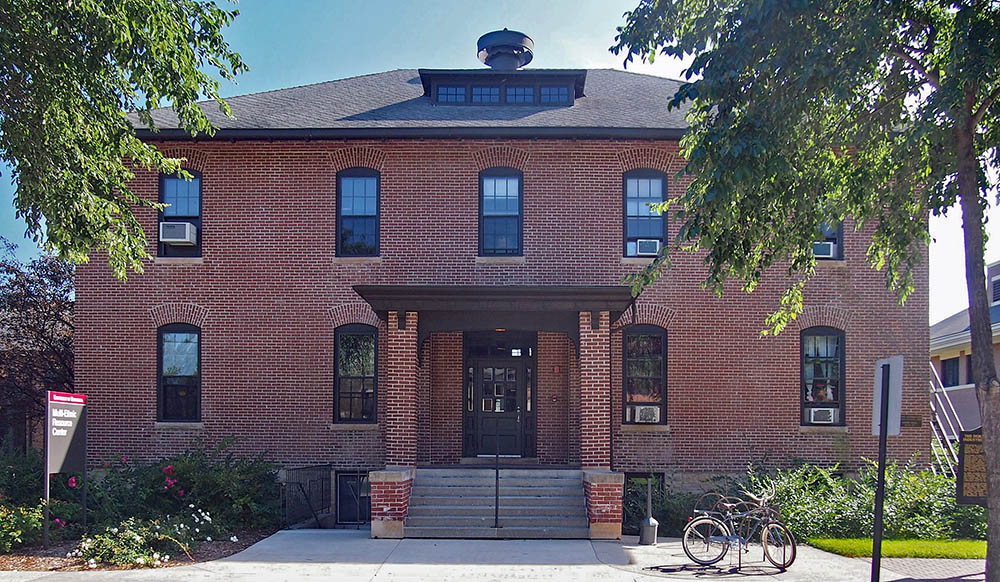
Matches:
[477,29,534,70]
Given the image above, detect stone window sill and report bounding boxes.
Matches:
[815,259,847,269]
[621,423,670,433]
[334,256,382,265]
[798,425,849,435]
[328,422,379,432]
[476,256,526,265]
[154,422,204,430]
[154,257,204,266]
[620,257,654,266]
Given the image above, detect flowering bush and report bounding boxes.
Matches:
[0,503,43,552]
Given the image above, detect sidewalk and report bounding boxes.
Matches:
[0,530,985,581]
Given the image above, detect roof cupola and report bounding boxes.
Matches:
[477,29,534,70]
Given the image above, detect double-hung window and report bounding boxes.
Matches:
[337,168,380,257]
[479,168,522,256]
[159,170,202,257]
[624,170,667,257]
[801,327,845,425]
[813,222,843,259]
[941,357,960,387]
[623,326,667,424]
[158,324,201,422]
[335,324,377,423]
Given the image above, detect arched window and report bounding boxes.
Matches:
[479,168,523,256]
[623,325,667,424]
[159,169,202,257]
[335,324,378,423]
[623,169,667,257]
[337,168,380,257]
[158,324,201,421]
[801,326,846,425]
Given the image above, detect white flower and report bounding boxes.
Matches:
[164,555,170,562]
[194,528,199,533]
[189,504,195,509]
[136,557,145,565]
[205,536,212,542]
[204,516,211,523]
[153,553,160,560]
[229,536,238,542]
[89,563,97,569]
[111,528,118,534]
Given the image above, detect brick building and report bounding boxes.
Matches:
[76,31,929,539]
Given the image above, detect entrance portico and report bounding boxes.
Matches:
[355,285,631,539]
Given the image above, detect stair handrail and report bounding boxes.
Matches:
[929,362,965,438]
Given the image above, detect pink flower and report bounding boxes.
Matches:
[121,456,128,464]
[162,465,175,476]
[53,518,65,529]
[68,476,77,488]
[178,490,185,497]
[103,461,110,467]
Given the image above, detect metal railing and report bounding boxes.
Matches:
[928,363,962,478]
[283,464,333,527]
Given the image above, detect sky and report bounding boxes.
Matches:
[0,0,996,324]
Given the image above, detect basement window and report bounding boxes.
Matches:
[336,472,371,525]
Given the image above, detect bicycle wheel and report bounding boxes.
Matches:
[682,516,730,565]
[761,522,796,570]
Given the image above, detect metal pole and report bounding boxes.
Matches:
[494,410,500,530]
[82,408,88,530]
[43,393,50,549]
[871,363,891,582]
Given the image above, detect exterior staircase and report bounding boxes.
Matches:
[403,468,590,539]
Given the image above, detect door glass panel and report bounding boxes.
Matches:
[494,399,504,412]
[494,384,503,397]
[484,368,493,381]
[506,368,516,381]
[483,398,492,412]
[526,367,532,412]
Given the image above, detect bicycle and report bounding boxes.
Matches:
[682,487,796,571]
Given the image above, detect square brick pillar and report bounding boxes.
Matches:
[578,310,611,469]
[369,467,414,538]
[584,470,624,539]
[384,311,418,466]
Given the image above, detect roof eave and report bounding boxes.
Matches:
[134,126,687,141]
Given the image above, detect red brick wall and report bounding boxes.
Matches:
[429,332,463,464]
[384,311,418,466]
[584,480,623,524]
[579,311,612,469]
[369,476,412,522]
[537,332,570,465]
[75,138,929,475]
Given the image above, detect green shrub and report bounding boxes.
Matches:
[0,503,43,552]
[0,449,43,507]
[623,474,701,536]
[748,461,986,541]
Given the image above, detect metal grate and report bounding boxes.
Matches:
[282,464,333,527]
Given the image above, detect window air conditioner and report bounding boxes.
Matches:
[809,408,836,424]
[159,222,197,246]
[812,241,837,259]
[636,239,661,256]
[635,405,661,423]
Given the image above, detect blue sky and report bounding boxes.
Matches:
[0,0,995,322]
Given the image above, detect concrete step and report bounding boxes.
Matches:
[411,485,582,497]
[405,515,589,528]
[415,468,583,479]
[408,495,585,507]
[402,525,591,539]
[413,476,583,488]
[407,504,586,517]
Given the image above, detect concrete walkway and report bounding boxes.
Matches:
[0,530,985,581]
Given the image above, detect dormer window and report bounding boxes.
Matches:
[472,86,500,103]
[506,86,534,104]
[540,86,569,103]
[437,85,466,103]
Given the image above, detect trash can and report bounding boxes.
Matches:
[639,515,659,545]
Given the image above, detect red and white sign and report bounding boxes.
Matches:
[49,391,87,406]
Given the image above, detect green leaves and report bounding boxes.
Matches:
[0,0,246,279]
[613,0,999,333]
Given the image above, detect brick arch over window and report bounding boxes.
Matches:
[472,146,530,172]
[149,303,209,328]
[328,303,381,329]
[329,147,387,173]
[794,306,851,332]
[613,302,677,330]
[158,147,210,174]
[616,148,681,175]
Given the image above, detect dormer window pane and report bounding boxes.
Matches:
[472,86,500,103]
[506,86,534,104]
[540,86,569,103]
[437,85,465,103]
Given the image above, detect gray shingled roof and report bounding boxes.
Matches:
[931,304,1000,339]
[133,69,690,139]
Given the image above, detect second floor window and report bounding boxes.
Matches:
[813,222,843,259]
[480,168,522,256]
[159,171,202,257]
[337,168,380,256]
[624,170,667,257]
[159,324,201,422]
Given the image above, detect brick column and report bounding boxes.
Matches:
[384,311,418,466]
[584,470,624,540]
[579,311,611,469]
[369,467,414,538]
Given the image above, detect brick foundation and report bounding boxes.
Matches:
[583,470,623,540]
[369,467,414,538]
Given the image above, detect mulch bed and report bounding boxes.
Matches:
[0,528,277,571]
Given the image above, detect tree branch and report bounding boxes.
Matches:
[891,49,940,89]
[973,85,1000,127]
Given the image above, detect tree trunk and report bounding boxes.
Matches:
[957,92,1000,581]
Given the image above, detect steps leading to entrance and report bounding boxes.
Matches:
[403,468,589,539]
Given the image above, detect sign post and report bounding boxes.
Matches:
[870,356,902,582]
[44,391,87,548]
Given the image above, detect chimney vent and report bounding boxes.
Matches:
[477,29,534,70]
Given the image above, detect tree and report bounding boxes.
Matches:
[0,0,246,279]
[612,0,1000,574]
[0,238,74,451]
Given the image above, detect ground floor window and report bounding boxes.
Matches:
[623,326,667,424]
[336,472,371,525]
[941,357,960,387]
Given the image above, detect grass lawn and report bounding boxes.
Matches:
[808,538,985,559]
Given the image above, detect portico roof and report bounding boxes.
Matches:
[353,285,634,315]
